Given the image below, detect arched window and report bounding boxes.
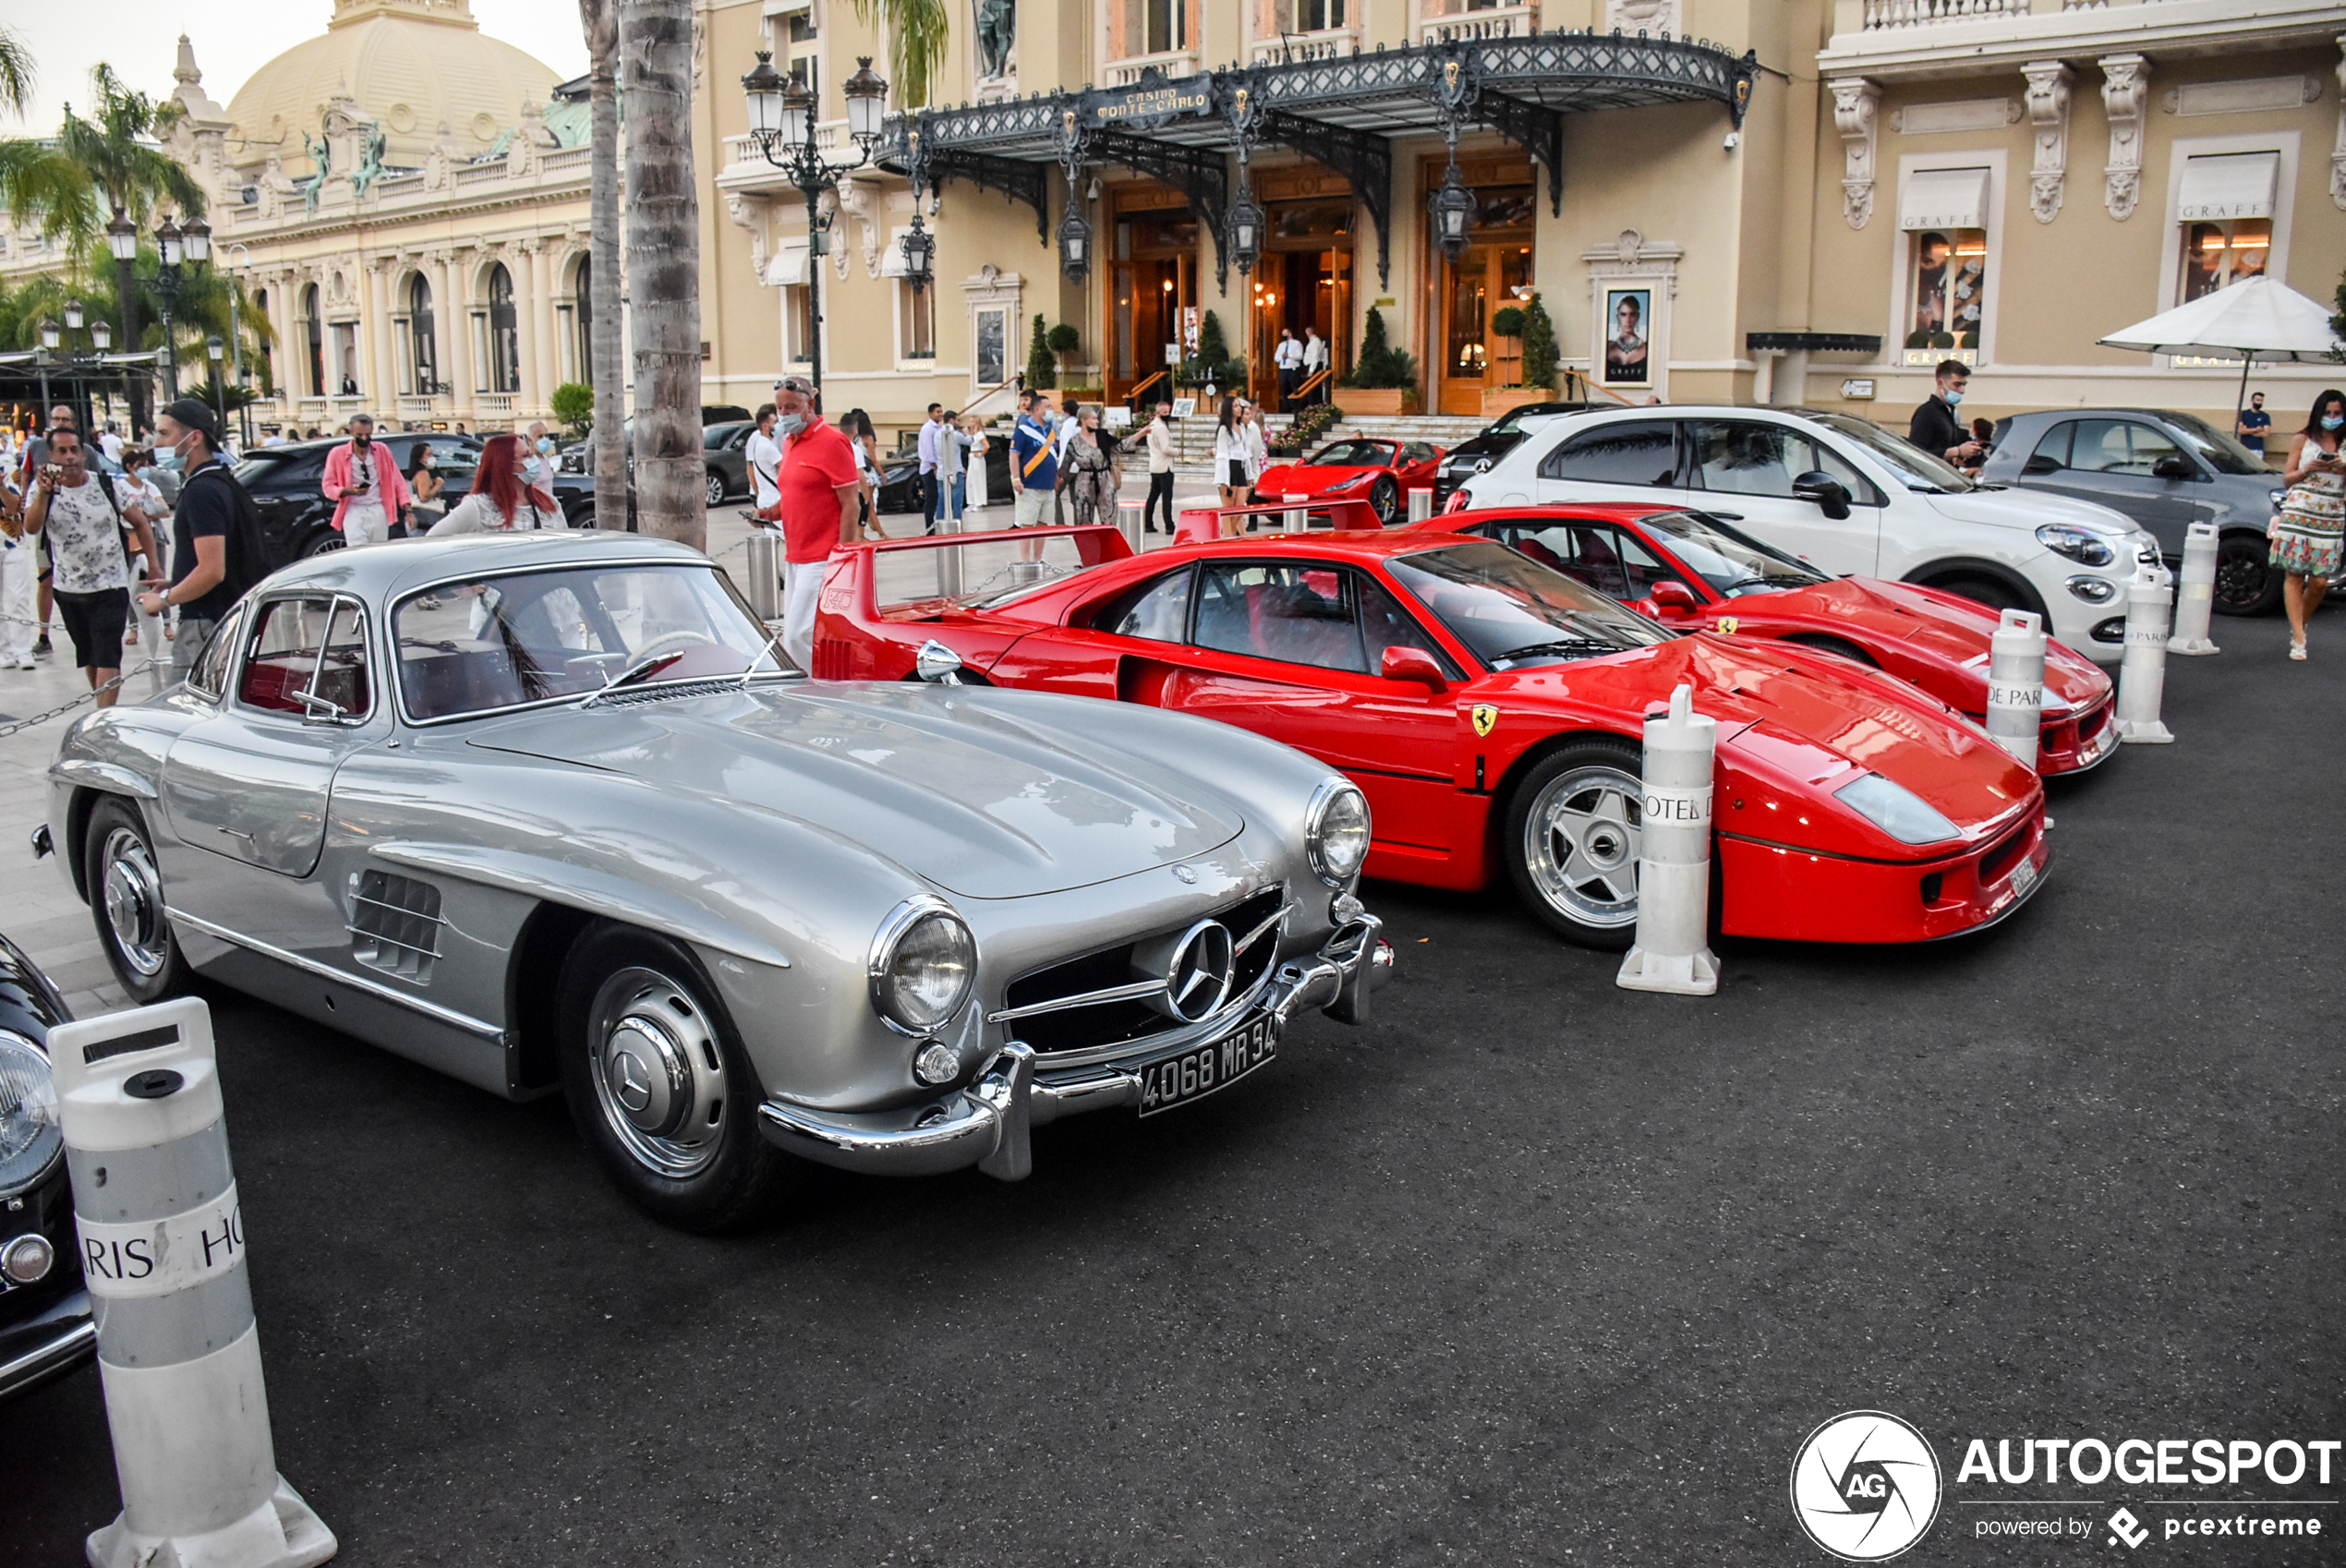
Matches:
[487,263,521,393]
[407,274,437,395]
[300,283,323,398]
[574,254,593,390]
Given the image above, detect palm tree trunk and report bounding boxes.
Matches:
[579,0,625,532]
[622,0,705,549]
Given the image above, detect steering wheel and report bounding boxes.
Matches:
[604,629,719,689]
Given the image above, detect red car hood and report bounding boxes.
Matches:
[1766,578,2109,708]
[1479,633,2037,845]
[1254,464,1380,497]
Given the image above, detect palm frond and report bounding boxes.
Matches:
[0,139,99,247]
[846,0,949,111]
[0,24,36,122]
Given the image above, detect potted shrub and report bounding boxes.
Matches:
[1024,314,1057,391]
[1336,307,1420,416]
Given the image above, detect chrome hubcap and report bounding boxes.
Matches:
[100,826,171,978]
[588,967,725,1178]
[1523,766,1643,929]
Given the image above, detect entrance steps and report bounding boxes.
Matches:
[1147,410,1494,467]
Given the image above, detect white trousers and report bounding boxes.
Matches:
[0,542,32,662]
[782,558,824,673]
[341,501,392,548]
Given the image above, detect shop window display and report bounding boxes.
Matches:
[2179,219,2269,302]
[1905,228,1985,356]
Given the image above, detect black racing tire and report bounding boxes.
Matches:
[84,796,195,1004]
[1925,572,2038,619]
[1369,475,1401,525]
[1500,738,1646,951]
[705,470,730,508]
[2212,532,2282,616]
[556,923,801,1232]
[299,528,345,560]
[1781,633,1879,667]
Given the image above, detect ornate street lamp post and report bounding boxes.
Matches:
[150,212,212,401]
[104,210,148,429]
[206,336,227,428]
[742,51,889,392]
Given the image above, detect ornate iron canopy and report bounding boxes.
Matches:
[881,31,1757,288]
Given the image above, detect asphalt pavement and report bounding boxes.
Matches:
[6,609,2341,1566]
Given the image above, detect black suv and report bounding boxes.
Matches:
[234,435,598,566]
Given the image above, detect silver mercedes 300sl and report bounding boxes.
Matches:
[41,534,1390,1229]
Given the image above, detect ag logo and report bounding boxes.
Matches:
[1790,1411,1941,1562]
[1470,705,1498,738]
[1717,616,1740,634]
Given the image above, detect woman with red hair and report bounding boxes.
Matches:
[428,432,567,535]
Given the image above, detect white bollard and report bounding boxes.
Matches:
[52,997,335,1568]
[1983,608,2047,769]
[1117,496,1145,552]
[1407,487,1434,525]
[2114,563,2176,744]
[1284,492,1310,534]
[1616,682,1721,996]
[2166,521,2221,656]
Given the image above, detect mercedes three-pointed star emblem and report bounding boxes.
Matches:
[1161,919,1236,1024]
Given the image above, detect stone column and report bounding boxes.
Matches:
[364,260,395,409]
[428,251,458,408]
[264,273,296,416]
[527,239,558,416]
[444,250,476,424]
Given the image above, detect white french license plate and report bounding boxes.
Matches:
[1137,1016,1280,1117]
[2010,854,2038,898]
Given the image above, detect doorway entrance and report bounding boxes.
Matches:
[1426,159,1536,417]
[1248,189,1354,413]
[1107,192,1200,411]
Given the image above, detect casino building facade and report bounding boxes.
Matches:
[695,0,2346,435]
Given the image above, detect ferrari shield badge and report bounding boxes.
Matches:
[1717,617,1740,635]
[1470,705,1498,738]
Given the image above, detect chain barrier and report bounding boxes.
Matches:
[0,658,166,742]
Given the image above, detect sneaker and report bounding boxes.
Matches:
[33,635,50,657]
[13,656,31,670]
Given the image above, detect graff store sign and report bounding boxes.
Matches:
[1091,82,1215,130]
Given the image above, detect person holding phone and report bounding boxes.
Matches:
[22,426,156,704]
[2271,389,2346,660]
[320,412,413,548]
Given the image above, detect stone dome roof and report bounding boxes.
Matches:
[221,0,560,171]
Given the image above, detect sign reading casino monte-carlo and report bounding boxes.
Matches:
[1089,80,1215,131]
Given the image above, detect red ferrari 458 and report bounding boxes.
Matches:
[1421,503,2117,775]
[1252,438,1445,526]
[814,526,2050,948]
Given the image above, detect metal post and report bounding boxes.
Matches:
[225,250,253,451]
[115,252,146,434]
[159,304,179,400]
[35,351,49,418]
[804,184,825,392]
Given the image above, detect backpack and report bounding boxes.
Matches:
[175,462,269,600]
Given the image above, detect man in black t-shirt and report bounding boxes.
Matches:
[136,400,263,669]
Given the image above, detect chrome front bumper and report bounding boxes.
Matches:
[756,916,1393,1182]
[0,1286,95,1404]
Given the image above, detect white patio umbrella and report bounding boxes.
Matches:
[2098,275,2346,420]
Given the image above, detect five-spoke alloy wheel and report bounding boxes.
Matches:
[1503,741,1648,949]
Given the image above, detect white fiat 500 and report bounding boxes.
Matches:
[1455,405,2159,661]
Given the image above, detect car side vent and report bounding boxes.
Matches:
[348,870,445,982]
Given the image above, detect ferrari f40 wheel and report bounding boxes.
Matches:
[557,924,798,1231]
[84,797,194,1003]
[1503,740,1647,950]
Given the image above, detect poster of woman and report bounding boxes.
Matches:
[1604,289,1651,383]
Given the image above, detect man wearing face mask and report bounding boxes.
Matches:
[526,420,557,489]
[1908,358,1981,467]
[138,400,266,671]
[771,375,859,672]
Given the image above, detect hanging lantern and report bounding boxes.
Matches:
[1058,209,1093,282]
[1227,187,1265,276]
[901,216,935,293]
[1427,164,1479,265]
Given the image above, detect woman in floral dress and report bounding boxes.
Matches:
[2271,389,2345,660]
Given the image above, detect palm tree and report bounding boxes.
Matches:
[578,0,625,530]
[850,0,949,110]
[623,0,705,549]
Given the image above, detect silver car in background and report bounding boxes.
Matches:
[1978,407,2287,614]
[40,535,1389,1230]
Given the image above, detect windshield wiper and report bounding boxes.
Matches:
[1489,635,1622,669]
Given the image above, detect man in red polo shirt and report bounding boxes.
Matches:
[773,375,860,671]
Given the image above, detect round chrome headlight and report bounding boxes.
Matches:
[868,898,977,1035]
[1305,780,1372,887]
[0,1030,61,1200]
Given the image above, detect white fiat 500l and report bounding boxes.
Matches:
[1457,405,2158,661]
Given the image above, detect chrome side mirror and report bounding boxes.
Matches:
[914,639,965,685]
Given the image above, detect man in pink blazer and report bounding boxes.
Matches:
[320,414,413,547]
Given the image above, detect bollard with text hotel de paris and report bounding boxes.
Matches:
[1406,487,1433,525]
[51,997,335,1568]
[1616,682,1720,996]
[2114,563,2177,744]
[1984,609,2047,769]
[2166,521,2221,656]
